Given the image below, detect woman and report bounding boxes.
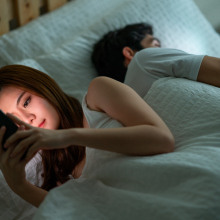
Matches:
[0,65,174,208]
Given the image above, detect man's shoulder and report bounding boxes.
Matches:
[134,48,187,67]
[136,48,186,59]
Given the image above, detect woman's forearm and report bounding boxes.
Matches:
[67,125,174,156]
[15,180,48,208]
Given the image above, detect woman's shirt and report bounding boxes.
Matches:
[80,93,126,178]
[82,93,124,129]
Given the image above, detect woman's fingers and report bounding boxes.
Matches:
[1,144,18,167]
[4,129,31,149]
[25,145,39,162]
[6,113,33,130]
[10,135,37,158]
[0,125,24,151]
[0,126,16,158]
[10,148,28,167]
[19,125,25,131]
[0,126,29,168]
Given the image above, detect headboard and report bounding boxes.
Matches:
[0,0,72,36]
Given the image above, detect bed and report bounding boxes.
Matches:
[0,0,220,219]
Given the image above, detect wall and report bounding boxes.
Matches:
[193,0,220,33]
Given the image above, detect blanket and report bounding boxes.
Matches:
[33,78,220,220]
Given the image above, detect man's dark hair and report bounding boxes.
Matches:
[91,23,153,82]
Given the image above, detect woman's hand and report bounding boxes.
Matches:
[0,125,28,193]
[4,113,72,162]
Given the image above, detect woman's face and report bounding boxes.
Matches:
[0,86,60,129]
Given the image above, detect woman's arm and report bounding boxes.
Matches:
[67,125,173,156]
[66,77,174,156]
[5,77,174,158]
[15,180,48,208]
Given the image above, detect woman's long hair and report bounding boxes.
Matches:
[0,65,85,191]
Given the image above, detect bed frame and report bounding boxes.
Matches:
[0,0,72,36]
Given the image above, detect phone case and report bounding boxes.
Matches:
[0,110,18,149]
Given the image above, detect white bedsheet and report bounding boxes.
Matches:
[0,0,220,219]
[33,78,220,220]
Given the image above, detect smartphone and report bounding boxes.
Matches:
[0,110,18,150]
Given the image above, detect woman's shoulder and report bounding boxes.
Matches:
[86,76,128,114]
[86,77,111,113]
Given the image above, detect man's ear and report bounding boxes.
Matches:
[122,47,136,67]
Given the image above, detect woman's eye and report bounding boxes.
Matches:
[23,96,31,108]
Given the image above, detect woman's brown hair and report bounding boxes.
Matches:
[0,64,85,191]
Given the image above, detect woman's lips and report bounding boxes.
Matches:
[38,119,45,128]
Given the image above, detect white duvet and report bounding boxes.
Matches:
[33,78,220,220]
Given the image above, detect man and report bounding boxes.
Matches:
[91,23,220,98]
[91,23,161,83]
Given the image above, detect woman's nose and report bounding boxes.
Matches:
[25,115,35,125]
[21,111,35,125]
